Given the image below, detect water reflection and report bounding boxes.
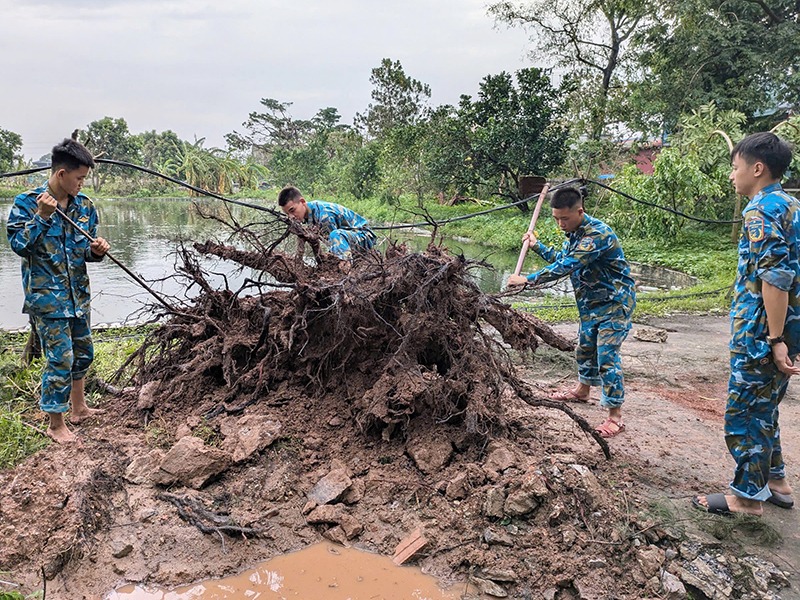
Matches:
[108,543,466,600]
[0,198,524,329]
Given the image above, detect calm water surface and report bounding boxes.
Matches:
[108,542,472,600]
[0,198,532,330]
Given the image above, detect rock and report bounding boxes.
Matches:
[136,380,160,410]
[678,541,700,561]
[678,554,733,600]
[660,570,687,599]
[308,469,352,505]
[175,424,192,439]
[562,529,576,547]
[151,436,231,489]
[548,503,566,526]
[219,415,281,463]
[483,443,517,473]
[111,541,133,559]
[569,464,603,505]
[323,525,348,545]
[338,513,363,539]
[483,487,506,519]
[483,528,514,546]
[481,568,517,582]
[328,416,343,427]
[124,449,165,485]
[186,415,201,428]
[446,472,470,500]
[504,470,548,516]
[665,548,678,561]
[587,558,608,569]
[637,546,665,578]
[343,479,366,504]
[302,501,317,515]
[306,504,343,524]
[633,327,668,343]
[406,437,453,474]
[739,556,791,591]
[543,588,558,600]
[470,576,507,598]
[574,577,605,600]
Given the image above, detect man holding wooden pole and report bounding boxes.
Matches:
[507,187,635,438]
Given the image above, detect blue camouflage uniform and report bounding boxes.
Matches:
[306,200,376,259]
[526,214,636,407]
[727,183,800,501]
[6,186,103,413]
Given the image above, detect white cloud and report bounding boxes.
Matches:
[0,0,538,159]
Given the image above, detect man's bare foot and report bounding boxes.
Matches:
[695,494,763,516]
[769,478,792,495]
[46,423,80,444]
[69,406,105,425]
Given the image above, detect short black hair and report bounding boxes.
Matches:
[277,186,303,206]
[51,138,94,173]
[731,132,793,180]
[550,187,583,210]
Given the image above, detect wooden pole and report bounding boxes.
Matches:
[513,183,550,276]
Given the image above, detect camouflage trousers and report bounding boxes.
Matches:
[328,229,375,259]
[726,352,789,501]
[31,315,94,413]
[577,309,631,408]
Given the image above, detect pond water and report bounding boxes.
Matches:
[0,197,533,330]
[107,542,470,600]
[0,198,693,330]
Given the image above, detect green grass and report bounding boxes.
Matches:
[0,329,145,469]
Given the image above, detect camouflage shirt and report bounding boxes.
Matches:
[527,214,635,314]
[306,200,375,240]
[731,183,800,359]
[6,186,104,318]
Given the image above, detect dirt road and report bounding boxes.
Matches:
[537,314,800,599]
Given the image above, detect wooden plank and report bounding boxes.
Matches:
[392,528,428,565]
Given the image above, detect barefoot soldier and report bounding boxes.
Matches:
[507,187,636,438]
[278,186,376,259]
[696,132,799,517]
[6,139,109,443]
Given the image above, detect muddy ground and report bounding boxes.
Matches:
[1,313,799,600]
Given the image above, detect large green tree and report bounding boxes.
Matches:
[82,117,141,193]
[426,68,569,207]
[0,127,23,172]
[354,59,431,141]
[632,0,800,132]
[489,0,652,139]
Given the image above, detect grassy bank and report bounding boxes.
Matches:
[0,328,144,469]
[335,193,738,320]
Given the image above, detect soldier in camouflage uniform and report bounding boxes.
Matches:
[278,186,376,259]
[696,132,798,517]
[507,187,636,438]
[6,139,109,444]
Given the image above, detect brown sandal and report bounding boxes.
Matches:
[595,418,625,438]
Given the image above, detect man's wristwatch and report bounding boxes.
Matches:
[767,334,786,346]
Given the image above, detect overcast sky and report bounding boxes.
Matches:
[0,0,541,160]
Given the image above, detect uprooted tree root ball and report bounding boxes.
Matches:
[117,237,607,451]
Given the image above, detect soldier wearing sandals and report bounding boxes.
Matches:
[695,132,799,517]
[507,186,635,438]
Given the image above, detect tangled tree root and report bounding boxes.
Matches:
[117,230,606,453]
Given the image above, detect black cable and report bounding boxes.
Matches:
[1,159,743,227]
[585,178,742,225]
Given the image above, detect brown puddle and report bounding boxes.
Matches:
[108,542,473,599]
